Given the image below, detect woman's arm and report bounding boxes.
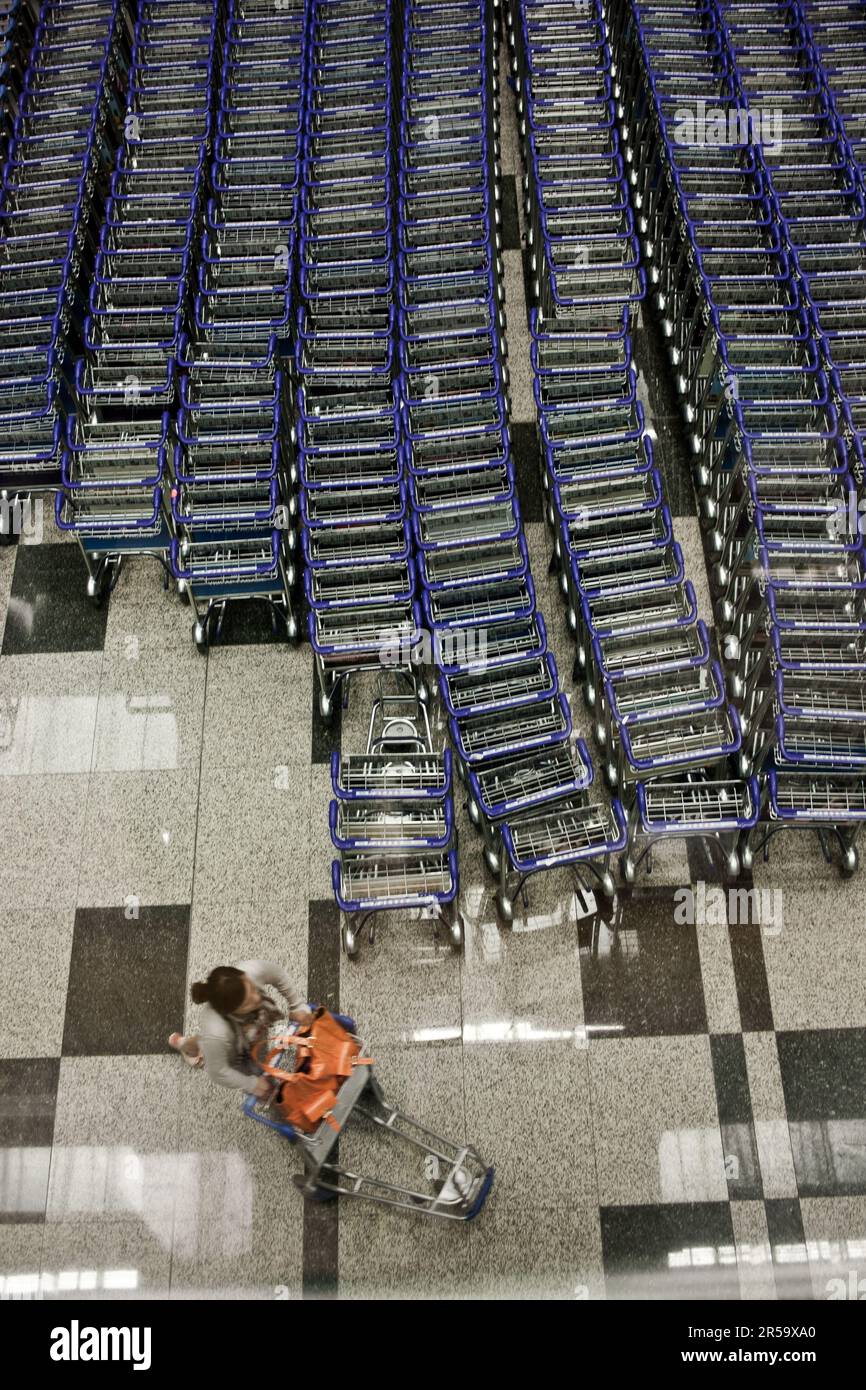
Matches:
[238,958,306,1012]
[198,1027,261,1093]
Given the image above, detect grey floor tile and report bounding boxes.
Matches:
[92,645,206,773]
[340,921,462,1045]
[0,654,101,776]
[589,1036,728,1206]
[170,1067,304,1300]
[743,1032,798,1200]
[801,1196,866,1302]
[461,900,585,1034]
[465,1038,597,1207]
[730,1200,777,1301]
[77,770,198,910]
[101,559,190,657]
[0,774,89,911]
[0,1224,45,1299]
[46,1057,183,1246]
[62,905,191,1057]
[201,644,312,774]
[0,1058,59,1224]
[0,909,75,1059]
[193,764,310,916]
[338,1040,470,1298]
[40,1219,172,1301]
[672,516,713,628]
[468,1198,605,1300]
[761,886,866,1032]
[185,899,309,1035]
[696,915,742,1035]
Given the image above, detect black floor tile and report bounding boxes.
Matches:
[311,674,342,765]
[578,888,709,1037]
[62,905,191,1057]
[501,175,521,250]
[207,598,291,647]
[600,1202,739,1300]
[521,245,536,327]
[728,925,774,1032]
[511,421,544,522]
[710,1034,763,1200]
[764,1198,813,1301]
[776,1029,866,1197]
[306,899,341,1016]
[302,899,341,1298]
[0,1058,60,1223]
[3,544,108,656]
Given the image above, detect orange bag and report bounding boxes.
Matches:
[252,1008,371,1134]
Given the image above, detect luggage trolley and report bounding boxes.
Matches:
[245,1015,494,1220]
[330,676,463,957]
[0,0,128,548]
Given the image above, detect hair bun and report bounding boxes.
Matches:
[190,981,210,1005]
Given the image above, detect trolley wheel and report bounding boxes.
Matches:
[286,612,300,644]
[496,890,514,925]
[341,923,359,958]
[193,618,210,654]
[177,583,190,607]
[621,854,636,885]
[726,851,740,880]
[740,844,754,873]
[582,681,596,712]
[292,1175,337,1203]
[467,797,481,828]
[416,680,429,705]
[319,692,334,722]
[599,871,616,899]
[449,914,464,950]
[841,846,858,879]
[87,565,112,609]
[604,761,618,792]
[483,846,500,877]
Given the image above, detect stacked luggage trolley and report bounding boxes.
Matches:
[172,0,306,650]
[330,678,463,957]
[297,0,416,720]
[398,0,626,925]
[0,0,127,547]
[509,0,759,883]
[56,0,219,604]
[610,0,866,874]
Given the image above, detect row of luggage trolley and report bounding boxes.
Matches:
[171,0,305,649]
[0,0,129,545]
[55,1,219,602]
[52,0,304,645]
[609,0,866,875]
[293,0,451,950]
[507,0,759,884]
[392,0,627,928]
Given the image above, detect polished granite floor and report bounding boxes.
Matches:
[1,43,866,1304]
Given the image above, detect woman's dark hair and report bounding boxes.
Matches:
[191,966,246,1016]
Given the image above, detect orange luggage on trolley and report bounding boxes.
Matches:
[252,1007,372,1134]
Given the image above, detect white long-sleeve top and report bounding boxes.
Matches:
[196,959,305,1094]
